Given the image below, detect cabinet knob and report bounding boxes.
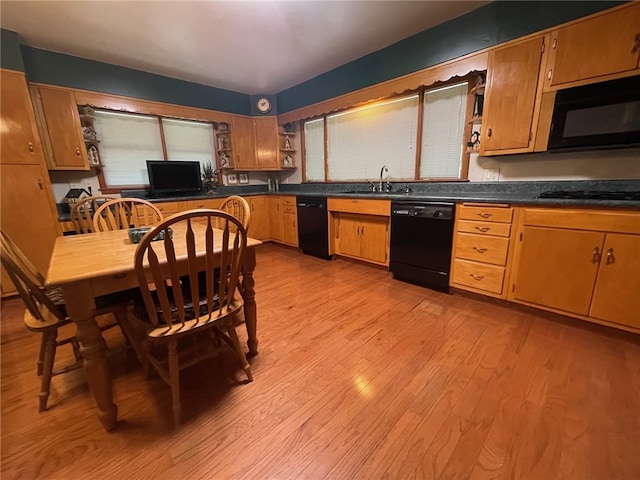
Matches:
[487,128,492,138]
[632,33,640,54]
[28,142,35,153]
[75,147,81,156]
[547,70,552,81]
[37,179,44,190]
[605,248,615,265]
[592,246,601,263]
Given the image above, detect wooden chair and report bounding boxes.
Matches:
[126,210,253,428]
[93,198,163,232]
[69,196,117,234]
[218,195,251,233]
[0,230,132,412]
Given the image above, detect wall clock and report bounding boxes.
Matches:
[256,97,272,113]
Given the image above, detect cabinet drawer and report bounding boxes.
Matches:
[283,205,296,214]
[328,198,390,216]
[138,201,182,218]
[458,205,513,223]
[455,233,510,266]
[523,208,640,234]
[282,196,296,206]
[452,259,505,295]
[182,199,223,210]
[457,220,511,237]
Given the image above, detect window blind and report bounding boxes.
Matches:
[304,118,326,182]
[420,82,468,179]
[326,95,418,181]
[162,118,215,164]
[94,110,164,186]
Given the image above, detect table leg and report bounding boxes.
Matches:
[241,247,258,356]
[62,282,118,431]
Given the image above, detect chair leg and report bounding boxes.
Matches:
[38,330,57,413]
[116,308,146,366]
[37,335,46,376]
[227,326,253,382]
[167,339,181,428]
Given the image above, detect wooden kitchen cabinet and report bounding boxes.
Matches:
[545,2,640,90]
[231,116,256,170]
[336,213,388,265]
[450,204,516,298]
[0,70,44,165]
[480,35,548,155]
[254,116,278,170]
[269,196,284,242]
[282,196,298,247]
[509,207,640,332]
[247,195,270,240]
[1,164,59,296]
[30,85,89,170]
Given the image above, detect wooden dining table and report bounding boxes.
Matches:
[46,222,261,431]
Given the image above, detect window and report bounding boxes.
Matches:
[420,82,468,178]
[94,111,215,189]
[326,95,418,181]
[302,81,469,182]
[303,118,325,181]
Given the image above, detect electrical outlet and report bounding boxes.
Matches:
[484,168,500,181]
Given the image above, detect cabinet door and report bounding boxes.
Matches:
[269,196,284,242]
[283,212,298,247]
[481,36,546,154]
[359,216,388,264]
[1,164,59,295]
[0,70,43,165]
[512,226,604,315]
[336,214,361,258]
[254,117,278,170]
[232,116,256,170]
[34,86,89,170]
[248,196,270,240]
[549,3,640,88]
[589,234,640,328]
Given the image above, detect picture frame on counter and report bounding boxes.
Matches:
[227,173,238,185]
[238,173,249,184]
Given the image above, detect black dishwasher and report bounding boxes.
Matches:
[296,196,331,260]
[389,201,455,293]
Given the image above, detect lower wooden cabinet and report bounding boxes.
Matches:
[450,203,516,298]
[282,197,298,247]
[1,164,59,296]
[269,196,284,242]
[246,195,270,240]
[509,207,640,332]
[335,213,388,265]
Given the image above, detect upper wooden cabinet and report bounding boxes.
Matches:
[254,117,278,170]
[545,3,640,90]
[0,70,44,165]
[231,116,256,170]
[31,85,89,170]
[480,36,548,155]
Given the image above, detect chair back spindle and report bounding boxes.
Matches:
[93,198,163,232]
[70,196,117,234]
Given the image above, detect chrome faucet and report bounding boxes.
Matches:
[379,165,388,193]
[367,180,377,192]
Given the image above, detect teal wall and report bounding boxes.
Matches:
[3,1,625,116]
[1,29,25,71]
[276,1,624,114]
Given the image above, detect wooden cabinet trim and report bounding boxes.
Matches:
[328,198,391,216]
[522,208,640,234]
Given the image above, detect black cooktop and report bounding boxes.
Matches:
[537,190,640,201]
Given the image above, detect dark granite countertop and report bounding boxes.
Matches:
[57,180,640,221]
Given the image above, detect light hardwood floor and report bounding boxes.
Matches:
[2,243,639,479]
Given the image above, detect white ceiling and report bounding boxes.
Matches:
[1,1,489,95]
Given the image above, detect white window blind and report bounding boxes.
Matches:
[162,118,215,164]
[420,82,468,179]
[94,110,164,186]
[326,95,418,181]
[303,118,326,182]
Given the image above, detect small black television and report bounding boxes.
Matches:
[147,160,202,196]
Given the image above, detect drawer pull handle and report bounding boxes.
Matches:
[473,247,488,253]
[113,273,126,279]
[591,246,601,263]
[470,274,484,281]
[605,248,615,265]
[28,142,35,153]
[196,204,204,208]
[632,33,640,54]
[477,212,492,219]
[475,226,490,232]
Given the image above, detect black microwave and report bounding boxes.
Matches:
[548,75,640,151]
